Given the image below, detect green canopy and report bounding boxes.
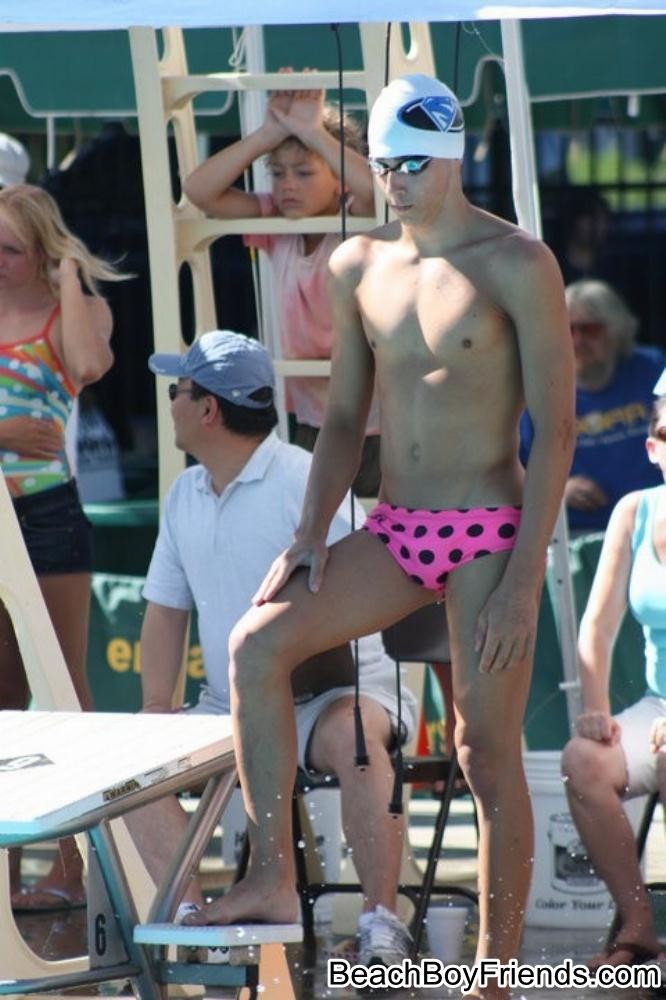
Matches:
[1,18,665,135]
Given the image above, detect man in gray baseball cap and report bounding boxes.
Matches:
[128,328,417,966]
[149,329,275,409]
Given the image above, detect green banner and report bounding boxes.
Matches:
[88,573,205,712]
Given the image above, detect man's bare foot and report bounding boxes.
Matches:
[183,876,299,926]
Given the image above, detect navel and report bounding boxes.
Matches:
[410,443,422,461]
[462,337,473,349]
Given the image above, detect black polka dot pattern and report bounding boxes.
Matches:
[363,503,521,595]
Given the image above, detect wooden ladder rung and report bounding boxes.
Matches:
[163,70,369,108]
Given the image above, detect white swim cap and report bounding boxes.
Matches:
[368,74,465,161]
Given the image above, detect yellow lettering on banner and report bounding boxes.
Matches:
[107,638,132,673]
[577,402,648,437]
[106,637,204,679]
[187,645,204,680]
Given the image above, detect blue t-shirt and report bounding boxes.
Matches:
[520,346,664,532]
[629,485,666,697]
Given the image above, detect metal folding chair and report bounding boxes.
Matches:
[382,603,478,956]
[605,790,665,948]
[284,605,478,958]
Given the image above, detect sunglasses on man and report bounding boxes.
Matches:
[168,383,197,402]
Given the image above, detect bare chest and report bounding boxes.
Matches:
[357,256,510,371]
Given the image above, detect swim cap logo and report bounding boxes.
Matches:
[398,96,464,135]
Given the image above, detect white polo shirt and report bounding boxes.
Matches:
[143,432,415,731]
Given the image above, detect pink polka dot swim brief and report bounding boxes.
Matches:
[362,502,522,594]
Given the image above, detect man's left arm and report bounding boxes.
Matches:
[478,237,575,673]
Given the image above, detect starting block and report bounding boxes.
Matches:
[0,711,302,999]
[134,922,302,997]
[135,921,303,948]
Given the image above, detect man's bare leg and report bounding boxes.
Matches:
[446,551,534,1000]
[185,532,431,926]
[308,695,403,913]
[562,737,660,964]
[125,796,205,908]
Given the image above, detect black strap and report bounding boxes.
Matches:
[330,23,367,769]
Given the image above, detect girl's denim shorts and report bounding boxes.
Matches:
[12,479,94,575]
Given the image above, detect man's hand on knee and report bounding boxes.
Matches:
[253,536,329,604]
[475,586,537,673]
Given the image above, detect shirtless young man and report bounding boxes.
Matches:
[186,74,575,997]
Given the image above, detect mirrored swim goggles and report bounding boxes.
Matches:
[368,155,433,177]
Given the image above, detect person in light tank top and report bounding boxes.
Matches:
[562,391,666,971]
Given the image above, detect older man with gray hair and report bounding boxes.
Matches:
[521,279,664,532]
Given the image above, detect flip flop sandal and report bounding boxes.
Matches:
[12,886,87,914]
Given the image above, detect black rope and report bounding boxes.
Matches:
[388,658,404,815]
[330,23,368,769]
[382,24,392,227]
[330,24,348,244]
[453,22,462,94]
[381,20,403,815]
[384,23,392,87]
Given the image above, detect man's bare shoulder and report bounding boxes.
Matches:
[469,209,556,269]
[328,221,401,287]
[468,212,564,308]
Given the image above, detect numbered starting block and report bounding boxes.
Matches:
[134,922,302,996]
[0,711,296,1000]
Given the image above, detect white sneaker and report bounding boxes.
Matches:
[358,905,412,967]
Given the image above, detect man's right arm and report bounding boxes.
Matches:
[140,601,190,713]
[253,236,375,602]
